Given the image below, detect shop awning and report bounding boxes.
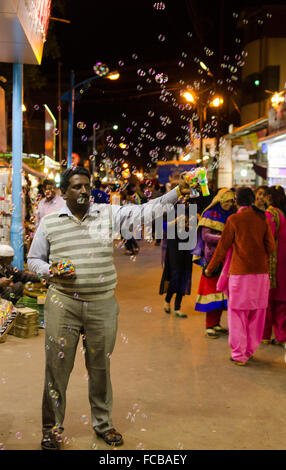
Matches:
[225,117,268,140]
[259,129,286,145]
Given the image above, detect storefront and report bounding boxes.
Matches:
[219,118,268,188]
[259,131,286,189]
[258,90,286,189]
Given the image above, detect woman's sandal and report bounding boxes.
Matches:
[96,428,124,446]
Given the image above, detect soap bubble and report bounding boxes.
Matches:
[137,69,146,77]
[153,2,165,9]
[59,337,66,348]
[158,34,166,42]
[93,62,109,77]
[156,131,166,140]
[155,73,168,84]
[77,122,86,130]
[49,389,59,399]
[144,306,152,313]
[34,104,39,110]
[81,414,89,425]
[93,122,100,130]
[136,442,145,450]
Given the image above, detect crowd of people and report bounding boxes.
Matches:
[160,181,286,368]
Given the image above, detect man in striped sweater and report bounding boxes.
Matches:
[28,166,195,450]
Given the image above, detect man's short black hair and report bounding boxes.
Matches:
[60,166,91,192]
[236,187,255,206]
[42,179,56,189]
[94,179,102,189]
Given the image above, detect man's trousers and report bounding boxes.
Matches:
[42,287,119,435]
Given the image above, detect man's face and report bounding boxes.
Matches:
[44,184,56,201]
[62,174,91,209]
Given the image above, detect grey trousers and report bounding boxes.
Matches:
[42,288,119,435]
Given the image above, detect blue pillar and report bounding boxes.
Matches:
[10,63,24,270]
[67,70,75,168]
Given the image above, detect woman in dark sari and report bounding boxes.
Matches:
[159,203,193,318]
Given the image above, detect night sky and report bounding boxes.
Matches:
[29,0,286,168]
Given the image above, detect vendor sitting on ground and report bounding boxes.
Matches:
[0,245,40,304]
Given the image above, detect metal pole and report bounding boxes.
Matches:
[92,126,96,185]
[58,61,62,163]
[11,63,24,270]
[67,70,75,167]
[199,104,203,160]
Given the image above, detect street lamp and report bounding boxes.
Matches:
[182,90,223,159]
[60,69,120,167]
[210,97,224,107]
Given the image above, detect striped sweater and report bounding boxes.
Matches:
[42,205,116,300]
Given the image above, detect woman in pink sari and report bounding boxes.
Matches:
[205,188,275,366]
[262,186,286,346]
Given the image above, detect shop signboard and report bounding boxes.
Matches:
[157,161,196,185]
[0,0,51,64]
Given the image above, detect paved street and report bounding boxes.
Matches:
[0,241,285,451]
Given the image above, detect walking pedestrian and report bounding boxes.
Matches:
[91,179,110,204]
[35,179,65,229]
[193,188,235,338]
[27,166,195,450]
[205,187,276,365]
[159,203,193,318]
[262,186,286,346]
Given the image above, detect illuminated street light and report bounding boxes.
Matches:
[107,71,120,80]
[182,91,195,103]
[183,90,223,160]
[119,142,127,149]
[122,162,129,168]
[210,96,224,107]
[271,92,284,109]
